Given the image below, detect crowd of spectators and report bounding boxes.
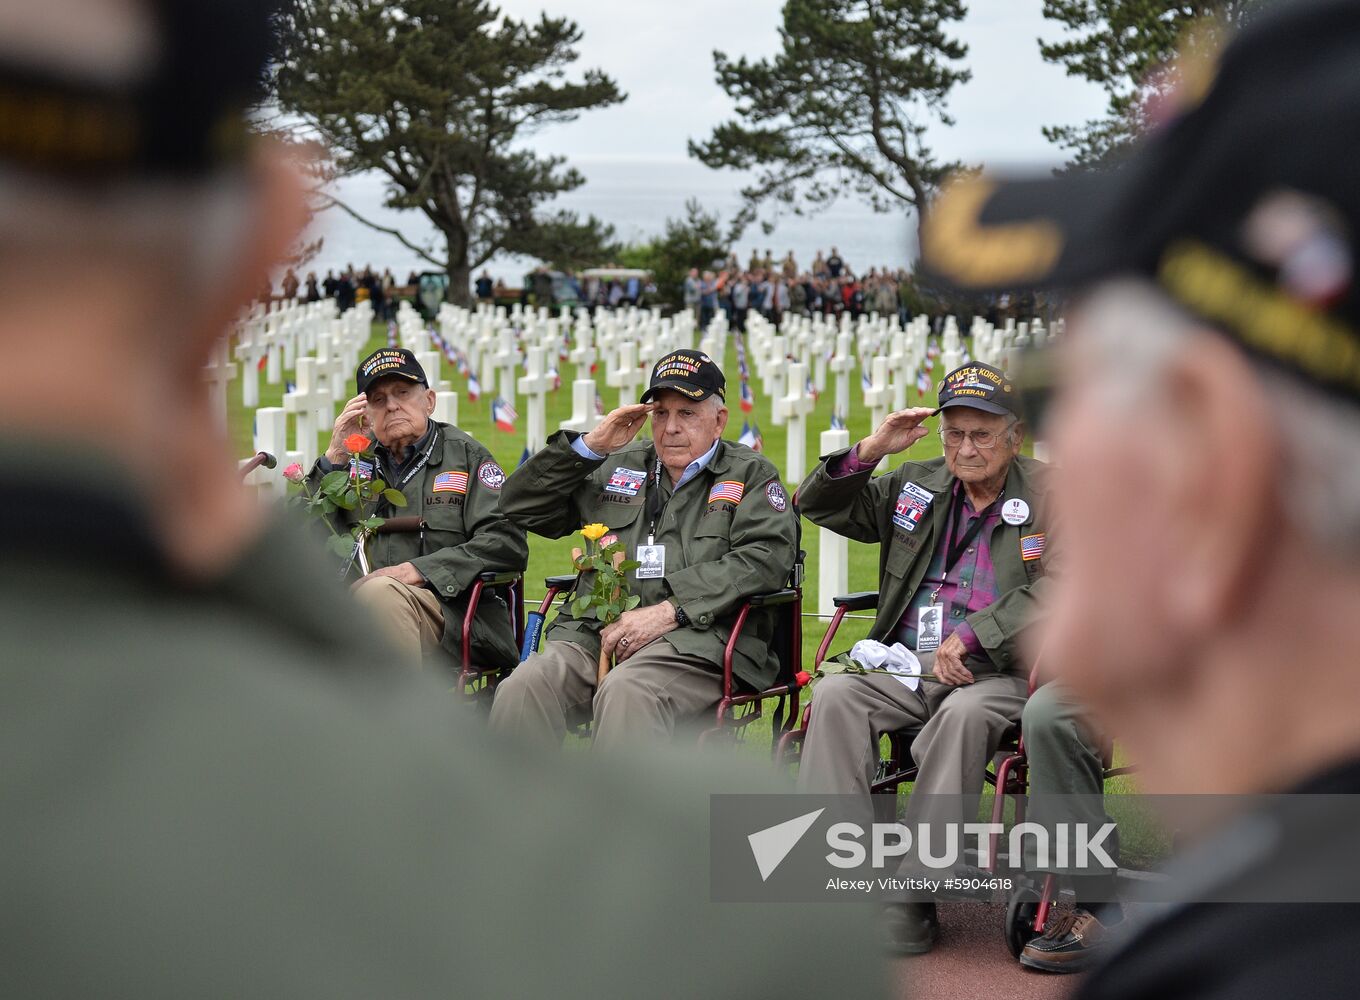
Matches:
[263,264,400,319]
[684,247,918,332]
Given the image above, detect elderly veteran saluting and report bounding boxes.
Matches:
[307,347,527,671]
[490,349,798,749]
[796,363,1110,955]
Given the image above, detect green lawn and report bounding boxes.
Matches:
[228,316,1164,867]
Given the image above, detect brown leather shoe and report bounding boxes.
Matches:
[1018,907,1110,973]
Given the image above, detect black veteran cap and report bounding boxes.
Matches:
[640,349,726,403]
[919,0,1360,407]
[356,348,428,394]
[0,0,276,180]
[935,362,1021,418]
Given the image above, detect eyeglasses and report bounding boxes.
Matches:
[939,422,1016,451]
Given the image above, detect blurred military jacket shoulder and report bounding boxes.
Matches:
[501,431,799,689]
[2,451,882,1000]
[307,420,527,669]
[798,450,1054,674]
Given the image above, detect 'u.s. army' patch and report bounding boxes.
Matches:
[892,482,933,533]
[765,481,788,512]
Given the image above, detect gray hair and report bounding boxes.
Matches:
[1075,278,1360,557]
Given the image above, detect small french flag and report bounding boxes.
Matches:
[493,396,518,433]
[740,379,755,413]
[467,373,481,403]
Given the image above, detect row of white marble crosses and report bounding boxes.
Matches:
[427,300,708,455]
[204,297,378,498]
[210,289,1055,612]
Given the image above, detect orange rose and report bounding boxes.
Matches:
[344,434,372,454]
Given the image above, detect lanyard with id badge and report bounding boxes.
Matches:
[915,490,997,653]
[634,459,669,580]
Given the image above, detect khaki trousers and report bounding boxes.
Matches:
[489,639,722,751]
[353,576,445,668]
[797,663,1029,848]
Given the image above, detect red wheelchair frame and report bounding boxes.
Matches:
[361,515,525,700]
[779,588,1134,956]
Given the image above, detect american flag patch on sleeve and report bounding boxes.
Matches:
[708,480,746,505]
[1020,533,1046,561]
[433,471,469,494]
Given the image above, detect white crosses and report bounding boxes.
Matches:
[283,357,331,468]
[493,326,519,407]
[775,361,816,485]
[434,391,459,427]
[234,322,265,409]
[863,356,893,430]
[416,350,444,392]
[561,379,603,435]
[516,345,554,454]
[240,406,289,500]
[202,336,237,432]
[764,337,790,427]
[829,332,856,423]
[568,323,596,376]
[607,339,642,409]
[817,424,852,617]
[888,332,912,411]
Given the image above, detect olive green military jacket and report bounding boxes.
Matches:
[798,449,1055,676]
[307,421,528,670]
[5,449,884,999]
[501,431,799,690]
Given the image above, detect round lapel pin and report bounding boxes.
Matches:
[1001,498,1030,525]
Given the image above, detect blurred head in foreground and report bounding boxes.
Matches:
[0,0,304,574]
[922,0,1360,797]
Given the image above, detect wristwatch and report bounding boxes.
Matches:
[672,601,691,628]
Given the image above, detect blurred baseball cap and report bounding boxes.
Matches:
[934,362,1022,418]
[919,0,1360,406]
[356,348,427,395]
[0,0,276,180]
[640,349,726,403]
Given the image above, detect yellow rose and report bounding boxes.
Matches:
[581,523,608,542]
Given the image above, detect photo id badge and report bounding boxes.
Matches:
[915,605,943,653]
[635,544,666,579]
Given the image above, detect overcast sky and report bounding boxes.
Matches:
[491,0,1109,168]
[312,1,1115,276]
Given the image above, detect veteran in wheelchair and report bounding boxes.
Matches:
[794,361,1119,962]
[490,350,799,749]
[305,348,528,678]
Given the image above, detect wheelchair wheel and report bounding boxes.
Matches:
[1004,882,1043,959]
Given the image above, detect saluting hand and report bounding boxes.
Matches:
[325,394,370,464]
[582,403,654,456]
[856,407,935,465]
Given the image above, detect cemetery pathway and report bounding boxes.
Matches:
[891,901,1075,1000]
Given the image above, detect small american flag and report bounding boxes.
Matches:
[1020,533,1046,561]
[433,471,469,494]
[708,480,746,505]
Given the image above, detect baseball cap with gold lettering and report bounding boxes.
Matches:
[356,348,427,395]
[934,362,1022,418]
[640,349,726,403]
